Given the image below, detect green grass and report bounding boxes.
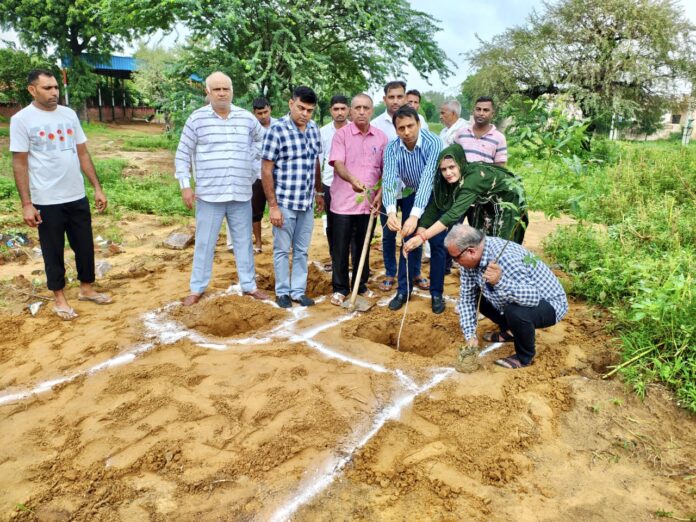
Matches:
[519,140,696,412]
[87,158,188,216]
[122,135,176,151]
[0,127,8,138]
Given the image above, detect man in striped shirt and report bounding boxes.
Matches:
[175,72,268,306]
[447,225,567,369]
[382,105,443,311]
[454,96,507,165]
[371,81,429,294]
[261,85,324,308]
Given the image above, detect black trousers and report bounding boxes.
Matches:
[331,213,374,295]
[479,295,557,365]
[323,183,334,258]
[35,197,95,291]
[251,179,266,222]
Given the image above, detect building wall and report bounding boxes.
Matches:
[0,103,155,122]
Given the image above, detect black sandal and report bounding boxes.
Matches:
[483,330,515,343]
[494,355,528,369]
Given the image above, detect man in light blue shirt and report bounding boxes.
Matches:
[382,105,442,311]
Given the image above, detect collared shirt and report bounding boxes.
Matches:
[370,111,429,141]
[328,122,388,215]
[454,124,507,164]
[262,114,322,211]
[254,117,277,180]
[382,128,442,218]
[175,104,265,203]
[456,237,568,340]
[439,117,469,146]
[319,121,344,186]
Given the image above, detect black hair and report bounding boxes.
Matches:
[292,85,317,105]
[391,105,420,126]
[406,89,421,101]
[330,94,349,107]
[252,97,271,111]
[475,96,495,108]
[383,81,406,95]
[27,69,55,85]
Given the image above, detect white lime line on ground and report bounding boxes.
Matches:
[268,368,454,522]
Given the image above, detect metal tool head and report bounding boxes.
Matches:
[342,295,374,312]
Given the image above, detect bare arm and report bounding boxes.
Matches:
[76,143,107,212]
[12,151,41,227]
[262,159,283,227]
[314,157,324,212]
[333,160,366,193]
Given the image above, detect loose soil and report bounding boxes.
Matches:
[0,124,694,521]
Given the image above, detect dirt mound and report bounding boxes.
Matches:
[169,294,286,337]
[252,259,332,298]
[343,307,462,356]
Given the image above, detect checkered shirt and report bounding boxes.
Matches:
[456,237,568,340]
[262,115,322,211]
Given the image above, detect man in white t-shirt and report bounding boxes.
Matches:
[319,94,349,271]
[10,69,112,320]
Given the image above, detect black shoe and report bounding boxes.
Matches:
[292,294,315,307]
[432,296,445,314]
[388,293,407,311]
[276,294,292,308]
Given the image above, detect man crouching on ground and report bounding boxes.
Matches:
[446,224,568,369]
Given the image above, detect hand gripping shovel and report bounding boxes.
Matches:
[342,212,376,312]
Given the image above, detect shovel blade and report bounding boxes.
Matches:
[341,296,374,312]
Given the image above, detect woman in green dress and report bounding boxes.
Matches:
[403,143,528,313]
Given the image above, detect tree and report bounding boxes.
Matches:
[0,45,58,105]
[466,0,696,131]
[180,0,453,105]
[0,0,181,110]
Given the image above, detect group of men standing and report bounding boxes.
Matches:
[10,68,567,369]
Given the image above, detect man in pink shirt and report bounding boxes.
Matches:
[454,96,507,166]
[328,93,388,305]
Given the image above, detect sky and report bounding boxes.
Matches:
[403,0,696,96]
[2,0,695,97]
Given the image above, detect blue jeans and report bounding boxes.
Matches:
[395,193,423,295]
[380,197,422,279]
[191,199,256,294]
[273,205,314,298]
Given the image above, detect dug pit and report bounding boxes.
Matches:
[343,308,462,357]
[170,294,286,337]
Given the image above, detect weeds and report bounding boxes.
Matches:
[536,141,696,413]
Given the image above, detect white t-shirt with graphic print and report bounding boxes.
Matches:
[10,104,88,205]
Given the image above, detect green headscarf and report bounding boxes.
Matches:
[432,143,468,211]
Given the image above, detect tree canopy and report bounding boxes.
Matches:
[0,0,182,108]
[465,0,696,129]
[179,0,453,103]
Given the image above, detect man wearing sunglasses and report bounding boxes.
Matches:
[446,224,568,369]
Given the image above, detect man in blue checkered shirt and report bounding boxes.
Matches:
[261,86,324,308]
[446,224,568,369]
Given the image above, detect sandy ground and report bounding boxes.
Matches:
[0,123,694,521]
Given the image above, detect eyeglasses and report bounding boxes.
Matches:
[453,247,473,260]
